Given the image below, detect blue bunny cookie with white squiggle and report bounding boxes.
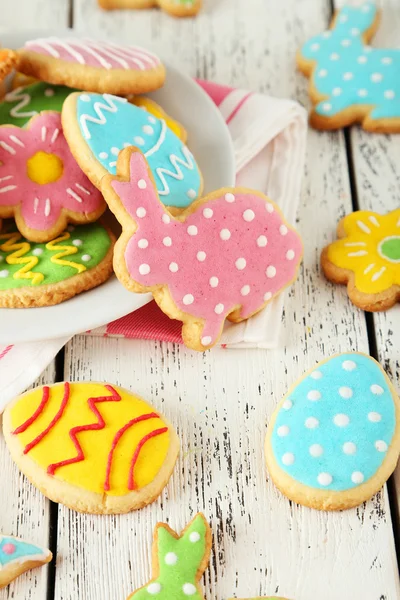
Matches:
[265,353,400,511]
[297,1,400,132]
[62,92,203,209]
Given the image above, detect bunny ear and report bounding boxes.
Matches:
[332,2,378,36]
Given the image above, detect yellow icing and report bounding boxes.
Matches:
[0,232,44,285]
[327,209,400,294]
[10,383,171,496]
[27,151,64,185]
[46,232,86,273]
[131,96,186,141]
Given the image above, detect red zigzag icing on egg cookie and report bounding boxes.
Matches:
[128,427,168,491]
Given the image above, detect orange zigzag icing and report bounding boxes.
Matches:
[0,232,44,285]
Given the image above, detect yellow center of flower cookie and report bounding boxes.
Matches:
[27,151,64,185]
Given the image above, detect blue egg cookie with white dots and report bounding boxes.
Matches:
[297,1,400,132]
[61,92,203,210]
[265,353,400,511]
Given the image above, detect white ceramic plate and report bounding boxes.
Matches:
[0,29,235,344]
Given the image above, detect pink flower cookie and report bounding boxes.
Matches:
[17,37,165,96]
[102,148,303,351]
[0,112,105,243]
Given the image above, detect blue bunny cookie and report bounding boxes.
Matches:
[265,353,400,511]
[62,92,203,210]
[297,2,400,132]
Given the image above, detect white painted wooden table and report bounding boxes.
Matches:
[1,1,400,599]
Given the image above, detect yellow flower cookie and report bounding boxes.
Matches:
[322,209,400,311]
[3,382,179,514]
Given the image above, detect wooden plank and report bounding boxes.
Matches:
[53,1,400,599]
[0,0,70,32]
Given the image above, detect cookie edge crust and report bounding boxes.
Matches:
[0,549,52,590]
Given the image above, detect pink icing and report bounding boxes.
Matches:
[111,152,303,345]
[0,112,104,232]
[24,38,161,72]
[2,544,16,555]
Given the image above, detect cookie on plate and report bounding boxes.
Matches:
[0,534,52,589]
[265,352,400,511]
[0,49,19,82]
[3,382,179,514]
[127,513,211,599]
[17,37,165,95]
[321,209,400,312]
[98,0,202,18]
[0,111,105,243]
[0,82,78,127]
[130,96,187,142]
[297,2,400,132]
[62,92,203,210]
[0,221,114,308]
[101,148,303,351]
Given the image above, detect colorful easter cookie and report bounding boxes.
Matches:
[98,0,201,18]
[127,513,211,599]
[101,148,303,351]
[321,209,400,312]
[130,96,187,142]
[0,221,114,308]
[0,82,78,127]
[0,111,105,243]
[17,37,165,96]
[3,382,179,514]
[265,353,400,511]
[62,92,203,209]
[0,49,19,82]
[10,72,37,90]
[297,2,400,132]
[0,533,52,589]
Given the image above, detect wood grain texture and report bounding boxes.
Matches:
[0,0,69,33]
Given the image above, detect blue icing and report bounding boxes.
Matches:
[0,536,45,567]
[271,353,396,491]
[76,93,201,208]
[301,2,400,121]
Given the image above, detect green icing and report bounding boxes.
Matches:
[0,223,111,290]
[380,236,400,262]
[0,82,77,127]
[128,514,209,599]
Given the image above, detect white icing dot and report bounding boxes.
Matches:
[187,225,198,236]
[169,262,179,273]
[375,440,388,452]
[305,417,319,429]
[163,237,172,247]
[371,73,383,83]
[322,103,332,112]
[318,69,328,77]
[342,360,356,371]
[81,254,91,262]
[370,384,384,395]
[351,27,360,36]
[286,249,295,261]
[99,151,108,159]
[189,532,201,543]
[266,266,276,278]
[243,209,255,222]
[309,444,323,458]
[187,189,197,200]
[183,294,194,305]
[214,303,224,314]
[339,14,348,23]
[111,146,120,156]
[265,203,274,213]
[123,142,130,148]
[264,291,272,302]
[362,4,371,11]
[148,116,156,124]
[235,257,246,270]
[0,269,9,277]
[162,214,171,224]
[339,386,353,399]
[351,471,364,484]
[341,39,351,47]
[165,552,178,566]
[358,89,368,97]
[203,208,213,218]
[197,251,206,262]
[330,52,340,61]
[241,285,250,296]
[44,88,55,97]
[257,235,268,247]
[32,248,43,256]
[307,390,321,401]
[343,72,353,81]
[209,276,219,288]
[225,193,235,203]
[334,413,350,427]
[220,229,231,241]
[322,31,331,39]
[317,472,332,486]
[368,411,382,423]
[279,224,288,236]
[343,441,357,455]
[201,336,212,346]
[143,125,154,135]
[277,425,289,437]
[80,93,91,102]
[138,179,147,189]
[310,370,323,380]
[136,207,146,218]
[282,399,292,410]
[382,57,392,65]
[332,87,342,96]
[147,583,162,594]
[282,452,295,466]
[138,239,148,249]
[311,43,320,51]
[182,583,196,596]
[357,55,368,64]
[72,239,83,247]
[134,136,145,146]
[384,90,395,100]
[139,264,150,275]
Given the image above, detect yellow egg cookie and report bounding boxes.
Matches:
[130,96,187,143]
[3,382,180,514]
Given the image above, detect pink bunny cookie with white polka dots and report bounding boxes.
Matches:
[102,147,303,351]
